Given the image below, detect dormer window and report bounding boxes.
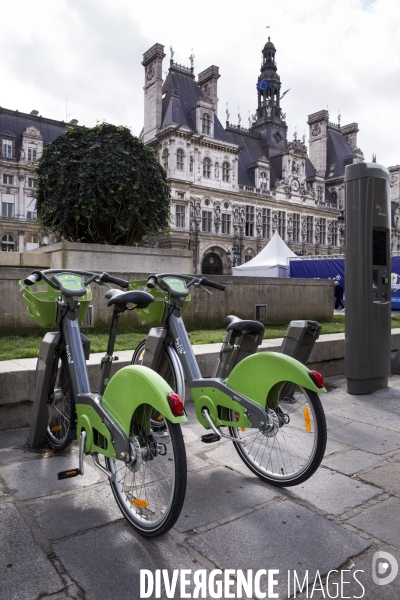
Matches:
[162,148,169,170]
[28,144,38,162]
[176,149,184,171]
[202,113,211,135]
[260,171,268,190]
[2,139,13,158]
[222,162,230,182]
[203,157,211,178]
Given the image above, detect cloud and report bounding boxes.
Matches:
[1,0,400,165]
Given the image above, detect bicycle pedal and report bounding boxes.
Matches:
[201,433,220,443]
[57,468,82,480]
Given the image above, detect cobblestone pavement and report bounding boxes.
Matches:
[1,375,400,600]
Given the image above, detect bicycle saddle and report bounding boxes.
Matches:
[224,314,265,334]
[105,289,154,309]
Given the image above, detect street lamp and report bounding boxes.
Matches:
[227,246,240,267]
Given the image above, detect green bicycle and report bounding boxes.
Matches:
[131,273,327,487]
[21,269,187,537]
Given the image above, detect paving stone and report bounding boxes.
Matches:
[175,466,278,532]
[323,449,387,476]
[331,397,400,434]
[54,521,202,600]
[203,441,258,477]
[0,454,101,500]
[0,447,34,463]
[0,428,29,449]
[0,502,63,600]
[358,461,400,493]
[325,412,355,430]
[309,547,400,600]
[188,500,370,598]
[186,452,211,471]
[324,437,350,456]
[348,497,400,546]
[328,420,400,454]
[27,483,122,540]
[287,466,381,515]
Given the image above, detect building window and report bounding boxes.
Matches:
[203,157,211,178]
[1,234,15,252]
[221,213,231,234]
[278,211,286,239]
[245,205,254,237]
[175,205,185,228]
[292,213,300,242]
[176,149,184,171]
[2,139,13,158]
[214,162,219,178]
[27,144,37,161]
[3,174,14,185]
[222,162,230,182]
[162,148,168,170]
[28,178,37,188]
[306,216,314,243]
[260,171,268,190]
[1,193,15,218]
[190,156,193,173]
[317,186,324,204]
[26,197,37,220]
[26,235,40,251]
[202,113,211,135]
[176,191,184,199]
[245,251,254,262]
[331,221,338,246]
[202,210,212,232]
[262,208,271,238]
[320,218,326,245]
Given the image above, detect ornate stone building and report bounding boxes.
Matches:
[0,107,77,252]
[141,38,400,273]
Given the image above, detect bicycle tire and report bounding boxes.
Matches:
[228,384,326,487]
[132,340,185,431]
[105,407,187,537]
[44,352,76,451]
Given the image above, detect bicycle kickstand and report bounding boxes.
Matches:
[57,431,86,480]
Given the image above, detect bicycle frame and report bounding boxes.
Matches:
[140,278,326,434]
[28,270,186,460]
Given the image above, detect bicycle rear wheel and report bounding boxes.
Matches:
[105,405,187,537]
[229,383,326,487]
[44,352,75,451]
[132,340,185,431]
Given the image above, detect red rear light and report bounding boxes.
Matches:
[167,392,184,417]
[309,370,324,389]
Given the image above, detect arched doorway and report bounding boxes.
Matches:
[202,252,223,275]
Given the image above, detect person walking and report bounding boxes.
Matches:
[334,281,345,310]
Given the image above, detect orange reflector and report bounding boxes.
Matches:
[303,407,312,432]
[133,499,149,508]
[66,470,77,476]
[157,413,164,421]
[51,425,62,432]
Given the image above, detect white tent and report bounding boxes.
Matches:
[232,231,297,277]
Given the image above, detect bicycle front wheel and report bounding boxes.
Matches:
[229,384,326,487]
[44,352,76,451]
[132,340,185,431]
[105,405,187,537]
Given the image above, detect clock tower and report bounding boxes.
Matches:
[251,38,287,157]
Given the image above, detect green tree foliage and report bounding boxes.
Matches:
[35,123,171,245]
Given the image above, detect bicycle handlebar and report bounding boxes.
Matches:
[147,273,226,292]
[23,269,130,290]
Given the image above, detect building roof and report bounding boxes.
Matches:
[0,108,72,161]
[326,127,354,179]
[161,69,230,143]
[224,128,265,187]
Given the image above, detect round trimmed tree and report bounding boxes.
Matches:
[35,123,171,245]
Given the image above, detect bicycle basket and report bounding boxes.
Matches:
[19,280,92,328]
[129,279,190,325]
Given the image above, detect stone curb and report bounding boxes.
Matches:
[1,330,400,430]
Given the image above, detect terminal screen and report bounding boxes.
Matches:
[373,230,387,266]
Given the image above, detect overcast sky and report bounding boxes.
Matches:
[1,0,399,168]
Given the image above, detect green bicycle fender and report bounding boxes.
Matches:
[226,352,326,410]
[102,365,187,437]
